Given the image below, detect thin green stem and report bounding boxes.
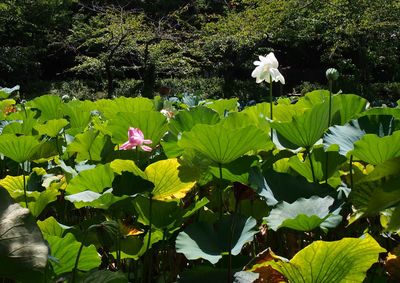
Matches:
[350,155,354,190]
[71,242,84,283]
[55,136,62,157]
[146,193,153,283]
[328,80,333,128]
[307,148,316,183]
[22,166,28,209]
[269,77,274,140]
[325,80,333,184]
[218,163,224,219]
[227,199,239,283]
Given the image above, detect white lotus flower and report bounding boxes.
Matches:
[251,52,285,84]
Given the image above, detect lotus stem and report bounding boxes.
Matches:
[325,80,333,184]
[307,148,316,183]
[227,199,239,283]
[218,163,224,219]
[146,193,153,283]
[269,77,274,140]
[22,166,28,209]
[71,242,84,283]
[350,155,354,190]
[328,80,333,128]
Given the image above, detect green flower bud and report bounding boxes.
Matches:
[326,68,339,81]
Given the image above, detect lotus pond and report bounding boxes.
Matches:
[0,86,399,282]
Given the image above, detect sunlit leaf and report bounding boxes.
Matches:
[66,164,114,194]
[34,118,68,137]
[44,233,100,276]
[145,158,197,200]
[108,110,167,146]
[3,108,39,135]
[65,189,126,209]
[288,146,346,182]
[205,98,238,116]
[95,97,154,119]
[179,122,269,164]
[351,131,400,164]
[27,94,63,121]
[67,129,111,162]
[269,235,385,282]
[62,100,94,135]
[37,216,71,238]
[0,134,40,163]
[270,100,329,149]
[265,196,340,231]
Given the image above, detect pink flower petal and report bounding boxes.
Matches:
[141,145,153,152]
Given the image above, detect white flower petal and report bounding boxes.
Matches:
[253,60,262,66]
[259,55,267,62]
[266,52,279,68]
[269,68,285,84]
[251,66,262,78]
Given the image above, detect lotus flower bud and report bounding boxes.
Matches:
[326,68,339,81]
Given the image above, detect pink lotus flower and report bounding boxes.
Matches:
[119,127,153,152]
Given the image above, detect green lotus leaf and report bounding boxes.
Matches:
[169,106,220,136]
[295,90,330,109]
[145,158,197,200]
[26,94,63,121]
[108,111,167,146]
[3,108,38,135]
[31,140,60,161]
[324,115,399,156]
[80,270,127,283]
[178,122,269,164]
[350,157,400,217]
[162,106,220,158]
[351,131,400,165]
[0,189,48,282]
[323,120,367,156]
[87,220,120,250]
[0,86,18,99]
[67,129,111,162]
[269,234,385,282]
[44,233,100,276]
[37,216,71,237]
[270,100,329,149]
[175,215,257,264]
[66,164,114,194]
[28,188,59,217]
[0,134,40,163]
[331,94,368,125]
[62,100,94,135]
[260,169,333,203]
[205,98,238,116]
[110,159,146,179]
[288,146,346,182]
[386,204,400,232]
[0,175,59,217]
[95,97,154,119]
[241,102,272,133]
[265,196,340,231]
[34,118,69,137]
[115,229,163,260]
[209,155,259,184]
[133,195,208,230]
[65,189,127,209]
[356,107,400,120]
